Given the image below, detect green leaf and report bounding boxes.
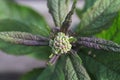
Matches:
[0,1,51,60]
[47,0,69,27]
[37,55,66,80]
[0,31,49,46]
[79,49,120,80]
[75,0,120,36]
[0,1,50,36]
[96,12,120,44]
[20,68,44,80]
[64,52,91,80]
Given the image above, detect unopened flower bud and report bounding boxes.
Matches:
[49,32,73,54]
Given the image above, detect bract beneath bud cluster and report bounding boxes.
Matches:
[49,32,72,54]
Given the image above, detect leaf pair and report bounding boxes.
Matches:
[48,0,77,33]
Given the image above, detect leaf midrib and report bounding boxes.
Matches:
[69,57,85,80]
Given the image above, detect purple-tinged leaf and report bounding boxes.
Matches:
[78,37,120,52]
[48,54,60,65]
[0,31,49,46]
[60,0,77,33]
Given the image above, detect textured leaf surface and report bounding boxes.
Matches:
[96,12,120,44]
[79,49,120,80]
[77,12,120,80]
[76,0,120,36]
[64,53,91,80]
[78,37,120,52]
[47,0,69,27]
[0,31,49,46]
[37,55,66,80]
[0,0,51,60]
[21,68,44,80]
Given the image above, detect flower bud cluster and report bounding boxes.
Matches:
[49,32,72,54]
